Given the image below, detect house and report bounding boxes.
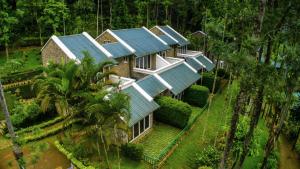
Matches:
[41,26,214,142]
[150,25,215,72]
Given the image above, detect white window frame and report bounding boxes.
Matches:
[158,51,167,58]
[123,56,128,63]
[131,114,151,141]
[135,55,151,69]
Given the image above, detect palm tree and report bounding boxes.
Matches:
[0,81,25,169]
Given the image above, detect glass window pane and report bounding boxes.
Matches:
[145,115,150,129]
[134,123,139,138]
[136,58,139,68]
[148,55,151,69]
[140,119,145,133]
[144,56,148,69]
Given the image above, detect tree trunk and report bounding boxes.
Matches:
[101,0,103,33]
[100,126,111,169]
[97,0,99,35]
[146,2,149,27]
[109,0,112,28]
[0,82,25,169]
[96,125,102,164]
[292,127,300,150]
[219,88,246,169]
[5,42,9,60]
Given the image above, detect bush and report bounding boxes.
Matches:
[199,72,220,93]
[257,150,279,169]
[190,146,221,169]
[121,143,144,161]
[1,67,42,84]
[11,102,42,129]
[154,96,192,129]
[184,85,209,107]
[216,69,230,79]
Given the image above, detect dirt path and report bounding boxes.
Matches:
[279,136,300,169]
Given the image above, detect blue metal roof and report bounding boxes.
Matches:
[102,42,133,59]
[159,26,190,47]
[137,75,168,97]
[159,63,201,95]
[158,34,178,46]
[58,34,112,63]
[186,57,205,71]
[196,55,215,71]
[112,28,170,57]
[122,86,159,126]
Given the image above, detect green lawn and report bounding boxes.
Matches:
[139,122,182,158]
[161,81,239,169]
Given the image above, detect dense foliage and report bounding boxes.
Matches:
[154,96,192,129]
[121,143,144,161]
[184,85,209,107]
[190,145,221,169]
[199,72,220,93]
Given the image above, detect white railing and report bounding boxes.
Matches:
[133,55,184,75]
[177,50,203,58]
[109,75,135,89]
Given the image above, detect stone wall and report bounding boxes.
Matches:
[41,39,70,66]
[95,31,118,44]
[150,27,164,36]
[166,45,177,57]
[111,57,132,78]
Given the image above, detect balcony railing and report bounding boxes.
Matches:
[177,50,203,58]
[133,54,184,75]
[109,75,135,89]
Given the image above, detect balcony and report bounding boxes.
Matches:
[177,50,203,58]
[109,75,136,89]
[133,54,184,76]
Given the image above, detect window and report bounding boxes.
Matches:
[158,51,167,58]
[178,45,187,54]
[133,123,139,138]
[135,55,151,69]
[145,115,150,129]
[103,40,111,44]
[140,119,145,133]
[123,56,128,63]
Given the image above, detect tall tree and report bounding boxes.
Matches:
[0,81,25,169]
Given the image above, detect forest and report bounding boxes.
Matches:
[0,0,300,169]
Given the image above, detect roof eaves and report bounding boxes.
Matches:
[106,29,136,53]
[82,32,113,58]
[142,26,169,46]
[51,35,81,64]
[155,26,179,44]
[132,82,153,102]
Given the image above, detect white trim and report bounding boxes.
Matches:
[155,26,179,44]
[202,54,213,64]
[184,62,198,73]
[192,57,206,68]
[132,82,153,102]
[41,37,52,51]
[106,29,136,53]
[82,32,113,58]
[156,54,170,65]
[52,35,81,64]
[142,26,168,46]
[153,73,173,90]
[166,25,189,42]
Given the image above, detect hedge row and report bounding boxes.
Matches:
[1,67,42,84]
[15,116,64,135]
[54,141,95,169]
[20,118,81,143]
[121,143,144,161]
[154,96,192,129]
[184,85,209,107]
[199,72,220,93]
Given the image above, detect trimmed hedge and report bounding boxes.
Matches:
[184,85,209,107]
[121,143,144,161]
[1,67,42,84]
[154,96,192,129]
[54,141,95,169]
[199,72,220,93]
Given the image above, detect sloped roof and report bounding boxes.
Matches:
[102,42,133,59]
[137,75,168,97]
[158,34,178,46]
[186,57,205,71]
[58,34,113,63]
[159,63,200,95]
[159,25,190,46]
[122,86,159,126]
[112,28,170,57]
[196,55,215,71]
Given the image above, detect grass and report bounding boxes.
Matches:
[161,81,239,169]
[243,119,269,169]
[139,122,181,158]
[0,48,42,73]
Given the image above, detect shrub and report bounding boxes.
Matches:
[190,146,220,169]
[257,150,279,169]
[198,166,213,169]
[295,142,300,154]
[11,102,42,129]
[184,85,209,107]
[121,143,144,161]
[154,96,192,129]
[216,69,230,79]
[199,72,221,93]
